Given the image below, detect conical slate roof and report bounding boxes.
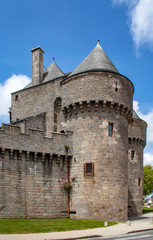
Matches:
[69,41,118,77]
[133,110,141,120]
[43,59,65,83]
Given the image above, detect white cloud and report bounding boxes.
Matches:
[144,152,153,166]
[113,0,153,51]
[0,75,31,123]
[133,100,153,144]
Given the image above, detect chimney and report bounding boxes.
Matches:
[31,46,44,85]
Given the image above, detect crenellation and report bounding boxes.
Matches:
[62,100,132,122]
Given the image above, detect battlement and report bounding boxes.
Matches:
[128,137,145,147]
[0,123,73,162]
[128,118,147,146]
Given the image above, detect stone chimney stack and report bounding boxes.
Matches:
[31,47,44,85]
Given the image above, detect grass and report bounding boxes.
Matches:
[142,206,153,214]
[0,218,117,234]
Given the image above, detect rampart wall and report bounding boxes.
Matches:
[0,124,73,218]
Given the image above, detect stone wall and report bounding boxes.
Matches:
[0,124,73,218]
[12,112,46,134]
[62,72,134,111]
[11,78,63,137]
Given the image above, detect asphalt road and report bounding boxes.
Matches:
[82,230,153,240]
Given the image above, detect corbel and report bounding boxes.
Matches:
[56,155,60,164]
[10,149,13,159]
[18,150,22,160]
[62,107,67,118]
[67,107,71,117]
[73,103,77,115]
[1,148,5,158]
[109,102,114,113]
[79,102,83,113]
[115,103,120,114]
[95,101,99,112]
[102,101,106,112]
[124,107,128,117]
[42,153,45,162]
[26,151,29,161]
[120,105,124,115]
[34,152,37,162]
[87,101,91,112]
[49,154,53,164]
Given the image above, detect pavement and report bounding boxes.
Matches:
[0,213,153,240]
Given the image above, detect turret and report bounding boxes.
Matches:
[61,42,134,222]
[128,110,147,216]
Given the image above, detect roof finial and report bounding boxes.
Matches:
[53,57,55,62]
[98,40,100,44]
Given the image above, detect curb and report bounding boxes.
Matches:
[127,228,153,234]
[46,235,102,240]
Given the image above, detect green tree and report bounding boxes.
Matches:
[143,165,153,196]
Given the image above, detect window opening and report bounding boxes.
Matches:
[138,178,141,186]
[15,95,18,101]
[84,162,94,177]
[108,123,113,137]
[115,81,118,92]
[131,150,135,160]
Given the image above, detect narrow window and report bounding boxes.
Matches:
[138,177,141,186]
[15,95,18,101]
[108,123,113,137]
[84,162,94,177]
[131,150,135,160]
[115,81,118,92]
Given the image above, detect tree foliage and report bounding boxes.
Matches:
[143,165,153,196]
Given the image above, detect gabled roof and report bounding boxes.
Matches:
[43,59,65,83]
[69,41,118,77]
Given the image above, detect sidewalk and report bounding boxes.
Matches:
[0,213,153,240]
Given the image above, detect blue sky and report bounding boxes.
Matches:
[0,0,153,165]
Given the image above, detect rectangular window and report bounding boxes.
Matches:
[115,81,118,92]
[131,150,135,160]
[108,123,113,137]
[84,162,94,177]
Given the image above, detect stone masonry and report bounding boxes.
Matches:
[0,42,147,221]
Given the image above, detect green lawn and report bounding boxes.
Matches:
[142,206,153,214]
[0,218,117,234]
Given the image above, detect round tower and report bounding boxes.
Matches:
[128,110,147,217]
[61,42,134,222]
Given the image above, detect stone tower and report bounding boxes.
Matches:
[61,42,134,221]
[128,110,147,216]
